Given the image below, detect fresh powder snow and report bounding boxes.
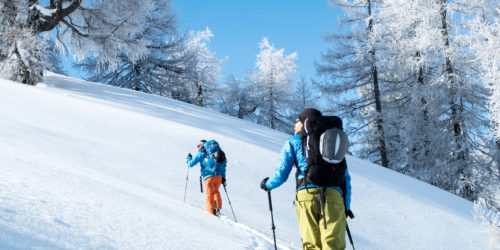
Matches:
[0,72,492,249]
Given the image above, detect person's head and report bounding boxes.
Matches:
[295,108,322,134]
[198,140,207,151]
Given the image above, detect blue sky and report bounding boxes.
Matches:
[172,0,342,82]
[63,1,342,83]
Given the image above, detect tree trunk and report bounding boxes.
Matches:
[196,81,203,107]
[439,0,471,199]
[496,140,500,179]
[269,67,276,129]
[367,0,389,168]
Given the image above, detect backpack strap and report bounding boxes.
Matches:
[303,118,311,159]
[295,166,310,193]
[317,188,327,229]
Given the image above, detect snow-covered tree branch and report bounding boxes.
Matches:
[1,0,170,84]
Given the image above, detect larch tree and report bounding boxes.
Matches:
[375,0,452,186]
[180,28,225,107]
[433,0,491,200]
[465,0,500,212]
[316,0,389,167]
[371,0,491,201]
[319,0,495,205]
[250,37,297,131]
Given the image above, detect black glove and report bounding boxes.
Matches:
[222,178,226,186]
[187,153,192,158]
[260,177,270,191]
[346,210,355,219]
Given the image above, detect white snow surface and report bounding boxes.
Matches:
[0,72,491,249]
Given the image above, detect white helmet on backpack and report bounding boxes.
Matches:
[319,128,349,164]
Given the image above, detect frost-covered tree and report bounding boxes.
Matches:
[45,39,65,75]
[250,37,297,131]
[0,0,165,84]
[217,75,258,119]
[319,0,496,204]
[377,0,491,200]
[80,38,184,95]
[465,0,500,212]
[316,0,389,167]
[78,1,180,94]
[468,3,500,141]
[0,25,46,84]
[180,28,225,107]
[79,12,223,106]
[294,78,317,112]
[0,1,46,84]
[376,0,446,182]
[288,78,319,131]
[433,0,492,200]
[473,199,500,249]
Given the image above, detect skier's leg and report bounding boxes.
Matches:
[295,188,322,249]
[213,176,223,209]
[319,188,346,250]
[205,177,216,214]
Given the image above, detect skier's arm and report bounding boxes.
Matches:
[344,168,352,211]
[221,161,226,179]
[187,152,202,167]
[265,139,295,190]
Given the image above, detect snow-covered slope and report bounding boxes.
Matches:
[0,72,490,249]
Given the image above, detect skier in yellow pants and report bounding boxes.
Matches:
[260,108,352,250]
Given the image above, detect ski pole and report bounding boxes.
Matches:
[183,166,190,203]
[222,182,237,222]
[200,176,204,193]
[267,190,277,250]
[346,222,355,250]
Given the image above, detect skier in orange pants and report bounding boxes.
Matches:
[187,140,227,215]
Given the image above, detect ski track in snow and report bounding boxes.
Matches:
[219,215,294,250]
[184,202,296,250]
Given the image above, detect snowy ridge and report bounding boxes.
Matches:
[0,72,491,249]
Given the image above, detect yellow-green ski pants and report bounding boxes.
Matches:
[295,188,346,250]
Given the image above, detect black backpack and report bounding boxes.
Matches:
[297,115,349,189]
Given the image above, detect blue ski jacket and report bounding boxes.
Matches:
[265,134,352,210]
[187,150,226,180]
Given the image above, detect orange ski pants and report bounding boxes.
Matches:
[204,176,222,214]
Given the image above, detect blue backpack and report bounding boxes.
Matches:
[205,140,226,163]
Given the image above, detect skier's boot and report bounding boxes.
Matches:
[213,201,221,216]
[213,207,221,217]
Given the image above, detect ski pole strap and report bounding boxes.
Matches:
[317,188,327,229]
